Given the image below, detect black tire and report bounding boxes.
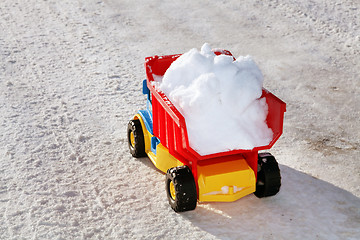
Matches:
[254,152,281,198]
[127,119,146,158]
[165,166,197,212]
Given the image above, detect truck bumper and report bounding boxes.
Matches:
[197,157,256,202]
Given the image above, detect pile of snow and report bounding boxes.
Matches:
[159,43,273,155]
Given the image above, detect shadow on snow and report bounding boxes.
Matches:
[181,165,360,240]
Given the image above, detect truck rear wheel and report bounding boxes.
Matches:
[254,152,281,198]
[166,166,197,212]
[127,119,146,158]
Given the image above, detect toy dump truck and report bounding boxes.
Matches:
[127,50,286,212]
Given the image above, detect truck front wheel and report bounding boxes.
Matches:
[127,119,146,158]
[166,166,197,212]
[254,152,281,198]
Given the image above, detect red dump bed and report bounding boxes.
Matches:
[145,53,286,165]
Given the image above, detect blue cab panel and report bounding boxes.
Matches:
[143,79,150,99]
[151,137,160,154]
[138,109,153,135]
[141,78,160,154]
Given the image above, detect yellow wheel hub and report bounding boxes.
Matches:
[169,181,176,200]
[130,131,135,147]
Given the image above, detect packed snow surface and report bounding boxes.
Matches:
[1,0,359,239]
[159,43,273,155]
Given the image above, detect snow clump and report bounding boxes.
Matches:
[159,43,273,155]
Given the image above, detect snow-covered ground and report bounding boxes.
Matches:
[0,0,359,239]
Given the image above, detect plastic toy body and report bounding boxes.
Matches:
[128,50,286,212]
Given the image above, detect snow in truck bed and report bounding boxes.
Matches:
[158,43,273,155]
